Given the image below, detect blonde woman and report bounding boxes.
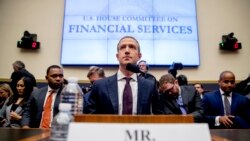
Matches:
[0,83,13,109]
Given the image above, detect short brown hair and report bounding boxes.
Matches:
[159,73,176,87]
[87,66,105,78]
[117,36,140,53]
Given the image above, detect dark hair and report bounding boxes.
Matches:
[137,60,149,70]
[177,74,188,86]
[193,83,204,89]
[219,70,234,81]
[7,77,33,107]
[159,73,176,87]
[46,65,62,75]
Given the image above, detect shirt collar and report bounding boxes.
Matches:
[117,69,138,82]
[47,86,59,93]
[219,88,232,96]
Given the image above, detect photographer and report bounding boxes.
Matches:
[83,66,105,113]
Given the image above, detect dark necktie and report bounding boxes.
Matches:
[223,93,231,115]
[122,77,133,114]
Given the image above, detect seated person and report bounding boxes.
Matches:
[158,73,204,122]
[202,71,250,129]
[193,83,205,99]
[0,77,33,128]
[0,83,13,109]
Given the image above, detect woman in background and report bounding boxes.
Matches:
[0,77,33,128]
[0,83,13,109]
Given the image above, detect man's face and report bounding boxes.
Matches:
[160,80,179,98]
[219,72,235,93]
[194,84,204,94]
[138,61,147,73]
[46,68,64,89]
[13,65,19,72]
[116,37,141,66]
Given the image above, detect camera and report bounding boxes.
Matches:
[82,85,92,94]
[168,62,183,78]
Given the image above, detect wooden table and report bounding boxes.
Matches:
[0,128,249,141]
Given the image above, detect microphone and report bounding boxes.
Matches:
[126,63,142,73]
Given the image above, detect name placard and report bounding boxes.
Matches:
[68,123,211,141]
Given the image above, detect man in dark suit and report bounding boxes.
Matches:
[158,73,204,122]
[203,70,250,129]
[10,60,37,93]
[83,66,106,113]
[137,60,157,82]
[21,65,64,128]
[84,36,162,115]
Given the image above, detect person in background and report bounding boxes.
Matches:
[83,66,105,113]
[0,83,13,109]
[202,70,250,129]
[21,65,64,128]
[137,60,158,86]
[0,77,33,128]
[194,83,205,99]
[234,74,250,99]
[10,60,37,94]
[84,36,162,115]
[158,73,204,122]
[177,74,188,86]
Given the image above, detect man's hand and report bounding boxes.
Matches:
[219,115,235,128]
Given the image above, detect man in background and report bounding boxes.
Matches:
[21,65,64,128]
[158,73,204,122]
[137,60,157,84]
[194,83,205,99]
[10,60,37,93]
[83,66,105,113]
[203,70,250,129]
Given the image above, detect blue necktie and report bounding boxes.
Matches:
[176,94,187,115]
[122,77,133,114]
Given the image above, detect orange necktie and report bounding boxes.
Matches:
[40,90,54,128]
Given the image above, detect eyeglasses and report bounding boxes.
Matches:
[163,83,175,94]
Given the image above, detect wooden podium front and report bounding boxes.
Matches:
[74,114,194,123]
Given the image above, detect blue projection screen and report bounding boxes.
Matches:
[61,0,199,66]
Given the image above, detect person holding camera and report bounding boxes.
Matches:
[83,66,105,113]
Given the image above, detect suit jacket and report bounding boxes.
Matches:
[159,85,204,122]
[84,74,162,114]
[0,98,25,128]
[21,86,61,128]
[202,90,250,129]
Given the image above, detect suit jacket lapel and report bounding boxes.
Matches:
[215,91,224,114]
[137,77,144,114]
[107,74,119,114]
[53,87,62,116]
[180,87,189,112]
[230,92,237,114]
[38,87,48,115]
